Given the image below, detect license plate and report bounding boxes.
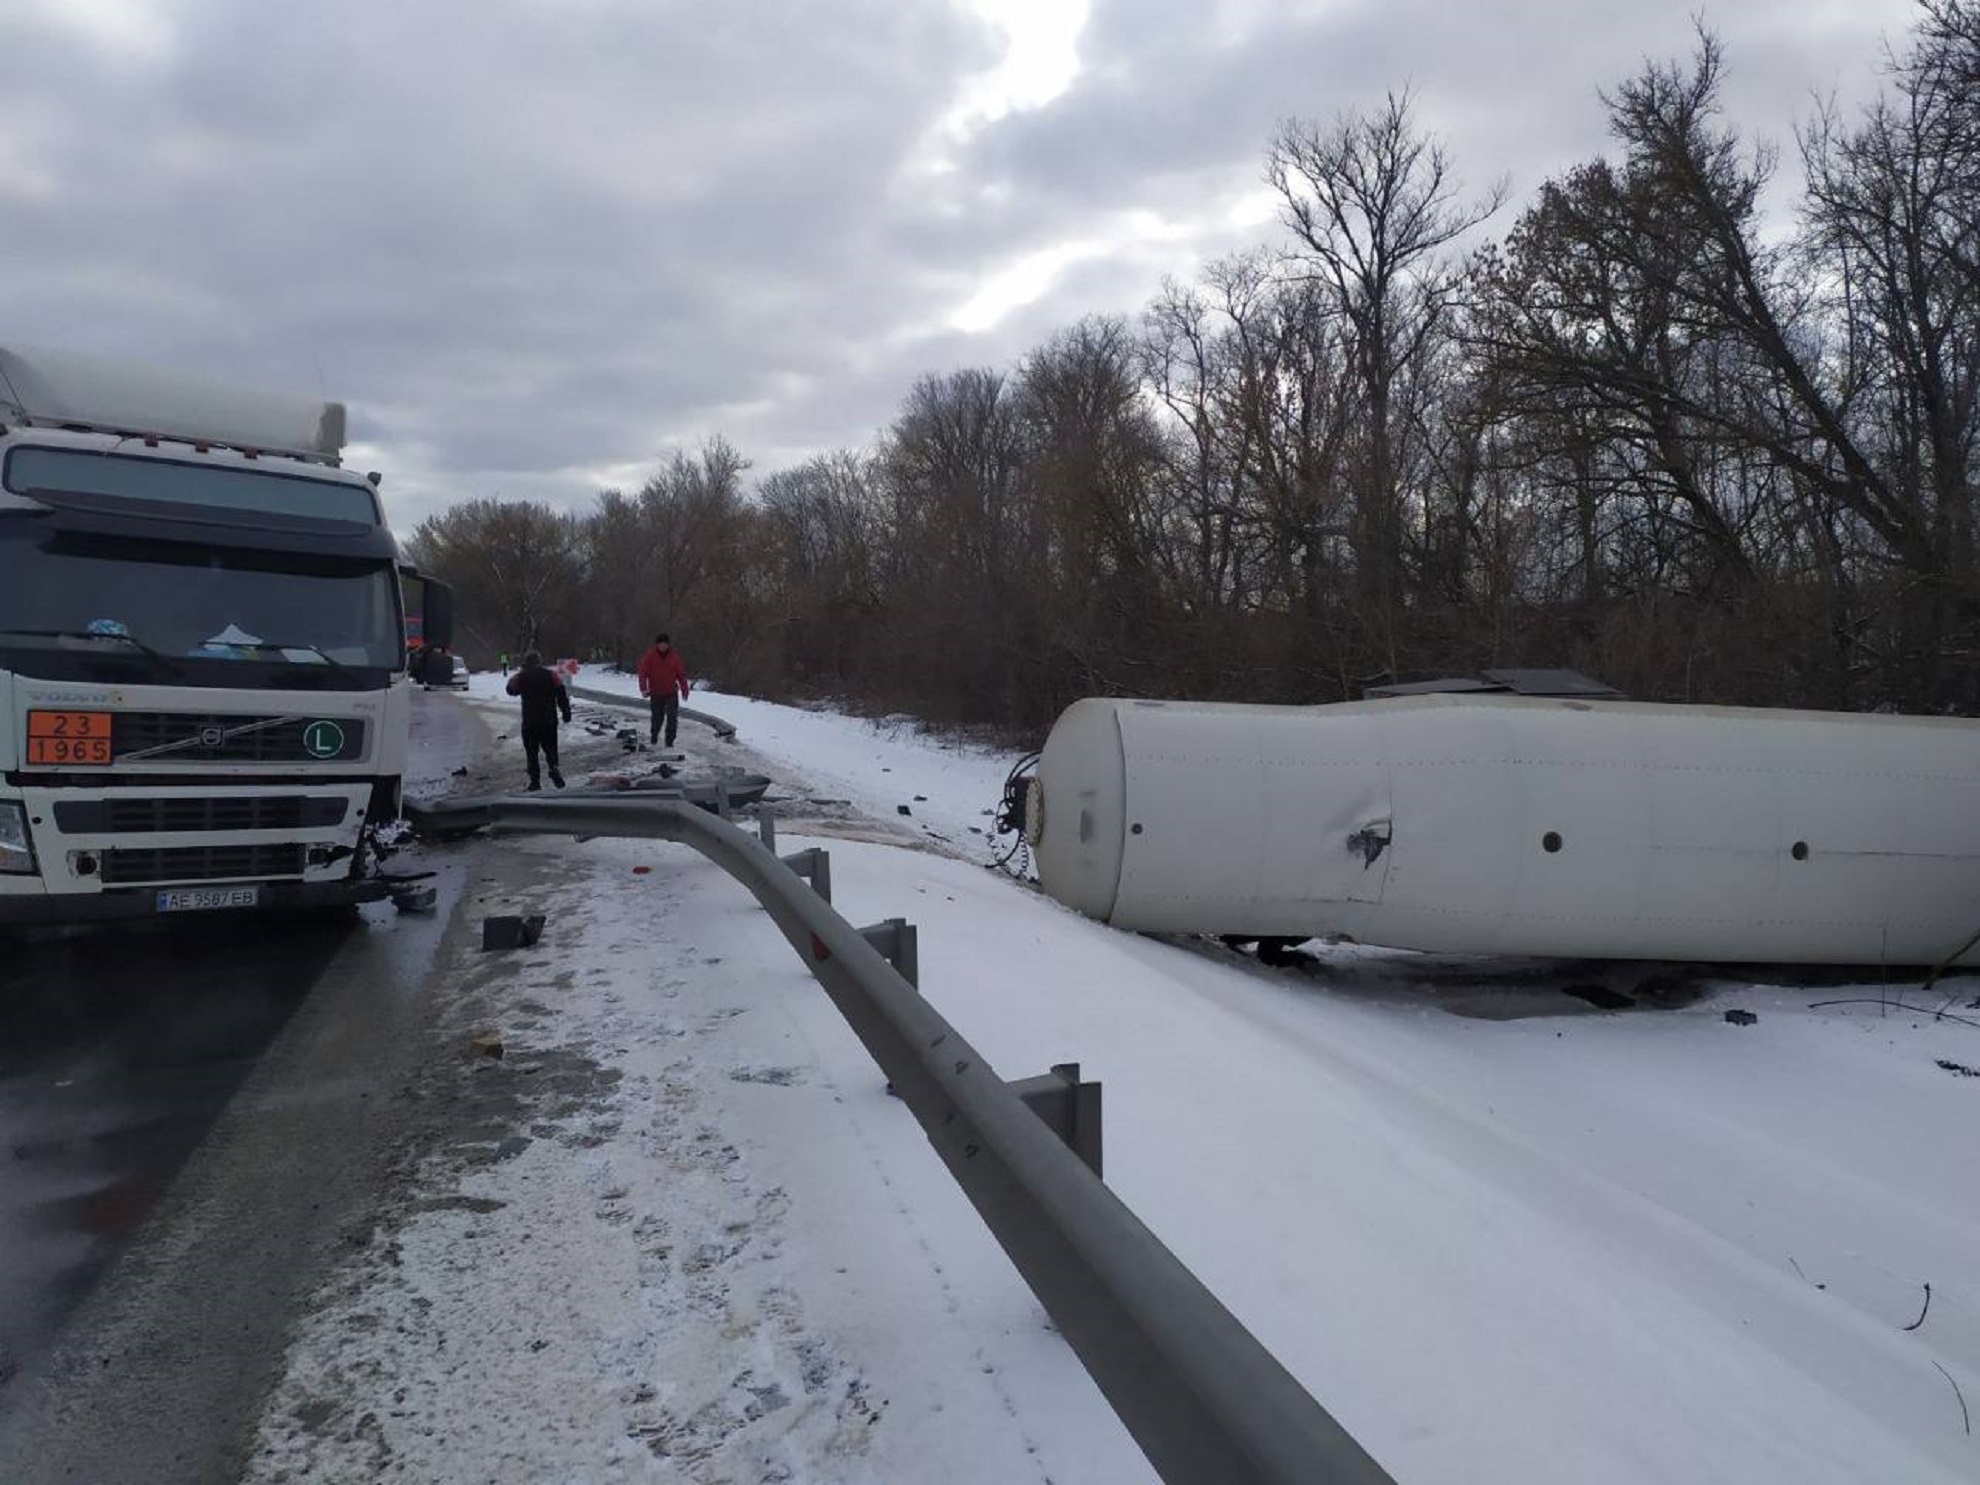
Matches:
[27,710,113,766]
[156,886,262,913]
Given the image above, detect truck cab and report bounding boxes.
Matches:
[0,343,412,923]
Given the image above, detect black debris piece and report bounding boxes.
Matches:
[482,914,546,951]
[1724,1008,1758,1026]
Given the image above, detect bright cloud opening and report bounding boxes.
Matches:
[12,0,175,63]
[902,0,1090,192]
[949,0,1088,128]
[947,239,1108,334]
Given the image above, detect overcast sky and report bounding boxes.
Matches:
[0,0,1922,530]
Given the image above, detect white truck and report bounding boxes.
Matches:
[0,344,422,925]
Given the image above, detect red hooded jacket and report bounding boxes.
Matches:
[637,643,690,700]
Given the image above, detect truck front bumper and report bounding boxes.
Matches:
[0,875,389,925]
[0,781,384,925]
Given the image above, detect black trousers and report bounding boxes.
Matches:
[522,719,560,783]
[649,693,679,747]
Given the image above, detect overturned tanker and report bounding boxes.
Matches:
[1021,694,1980,966]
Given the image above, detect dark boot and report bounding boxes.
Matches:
[550,768,565,788]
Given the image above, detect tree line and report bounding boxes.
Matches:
[408,4,1979,736]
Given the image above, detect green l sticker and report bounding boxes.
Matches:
[302,720,346,759]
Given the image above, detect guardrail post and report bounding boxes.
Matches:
[778,846,832,904]
[757,805,776,852]
[866,917,921,1100]
[856,917,918,989]
[1006,1062,1103,1179]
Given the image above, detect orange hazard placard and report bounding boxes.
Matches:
[27,710,113,765]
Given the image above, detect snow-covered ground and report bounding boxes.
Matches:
[255,678,1980,1483]
[548,667,1018,857]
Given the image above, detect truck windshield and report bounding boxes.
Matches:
[0,523,401,691]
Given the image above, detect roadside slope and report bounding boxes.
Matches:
[242,684,1980,1483]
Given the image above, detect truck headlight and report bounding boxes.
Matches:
[0,803,34,875]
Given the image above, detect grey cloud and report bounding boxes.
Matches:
[964,0,1917,213]
[0,1,994,514]
[0,0,1924,537]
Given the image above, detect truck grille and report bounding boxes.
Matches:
[53,796,349,834]
[99,842,308,886]
[110,713,366,764]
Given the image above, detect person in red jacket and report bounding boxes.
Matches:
[636,631,691,748]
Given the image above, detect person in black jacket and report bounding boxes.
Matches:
[504,650,572,790]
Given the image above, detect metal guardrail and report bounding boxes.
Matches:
[568,684,738,739]
[409,793,1397,1485]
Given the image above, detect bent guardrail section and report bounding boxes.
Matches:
[410,793,1397,1485]
[569,684,738,739]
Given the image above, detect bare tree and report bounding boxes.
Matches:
[875,368,1033,721]
[1801,0,1980,696]
[758,449,883,686]
[409,498,586,655]
[1269,90,1504,649]
[1008,317,1172,703]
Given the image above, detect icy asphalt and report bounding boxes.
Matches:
[0,901,356,1397]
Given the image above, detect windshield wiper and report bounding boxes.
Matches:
[0,626,187,676]
[237,639,367,686]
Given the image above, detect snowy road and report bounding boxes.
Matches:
[237,676,1980,1484]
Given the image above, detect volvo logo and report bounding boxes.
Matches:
[199,726,226,748]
